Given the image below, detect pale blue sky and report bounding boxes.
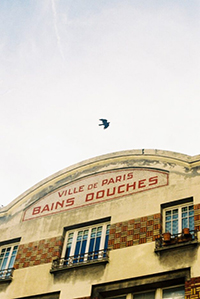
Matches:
[0,1,200,206]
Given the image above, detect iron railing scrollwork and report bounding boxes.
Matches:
[155,229,198,250]
[51,249,109,271]
[0,268,14,280]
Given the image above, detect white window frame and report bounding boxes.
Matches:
[107,285,185,299]
[62,222,110,264]
[163,202,194,235]
[0,243,18,279]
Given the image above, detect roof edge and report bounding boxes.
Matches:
[1,149,200,213]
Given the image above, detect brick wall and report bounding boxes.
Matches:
[194,204,200,231]
[108,204,200,251]
[13,203,200,269]
[185,277,200,299]
[14,236,63,269]
[108,213,161,250]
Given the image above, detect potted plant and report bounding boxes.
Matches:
[182,227,190,235]
[163,232,171,242]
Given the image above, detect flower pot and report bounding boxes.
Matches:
[183,228,190,235]
[163,232,171,242]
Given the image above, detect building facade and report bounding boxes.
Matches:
[0,149,200,299]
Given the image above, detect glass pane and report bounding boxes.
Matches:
[74,230,89,262]
[165,209,179,234]
[172,210,178,220]
[83,230,89,240]
[104,224,110,251]
[182,218,188,229]
[77,231,83,241]
[88,238,95,253]
[8,246,18,268]
[88,226,102,259]
[181,205,194,231]
[189,206,194,216]
[134,291,155,299]
[65,232,74,260]
[163,286,184,299]
[166,211,171,216]
[91,228,96,238]
[172,220,178,234]
[166,211,171,221]
[97,226,102,236]
[165,222,171,233]
[94,227,102,255]
[74,241,81,257]
[189,217,194,230]
[0,247,11,270]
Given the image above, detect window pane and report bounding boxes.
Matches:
[134,291,155,299]
[165,222,171,233]
[165,209,179,234]
[163,286,184,299]
[182,218,188,229]
[172,209,178,219]
[74,230,88,262]
[88,226,102,260]
[189,206,194,215]
[181,205,194,231]
[8,246,18,268]
[189,217,194,230]
[104,224,110,251]
[172,220,178,234]
[165,204,194,234]
[0,247,11,270]
[65,223,110,264]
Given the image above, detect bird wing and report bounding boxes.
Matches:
[99,119,108,125]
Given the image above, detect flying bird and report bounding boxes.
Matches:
[99,119,110,129]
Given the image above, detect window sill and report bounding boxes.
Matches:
[155,239,198,253]
[0,277,12,283]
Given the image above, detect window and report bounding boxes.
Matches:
[107,287,185,299]
[0,243,18,280]
[13,292,60,299]
[63,222,110,265]
[93,268,188,299]
[134,292,155,299]
[163,287,185,299]
[164,203,194,235]
[133,287,184,299]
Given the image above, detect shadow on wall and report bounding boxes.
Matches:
[52,262,107,284]
[157,246,198,269]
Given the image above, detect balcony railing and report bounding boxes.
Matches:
[51,249,109,272]
[155,229,198,253]
[0,268,14,281]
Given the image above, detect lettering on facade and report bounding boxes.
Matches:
[23,168,169,221]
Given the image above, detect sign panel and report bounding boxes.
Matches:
[23,168,169,221]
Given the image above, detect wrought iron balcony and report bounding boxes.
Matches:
[0,268,14,281]
[155,229,198,253]
[51,249,109,272]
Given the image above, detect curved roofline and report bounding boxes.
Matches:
[1,149,200,213]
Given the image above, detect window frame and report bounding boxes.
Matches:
[106,285,185,299]
[163,202,194,235]
[62,221,110,263]
[0,241,19,280]
[92,268,189,299]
